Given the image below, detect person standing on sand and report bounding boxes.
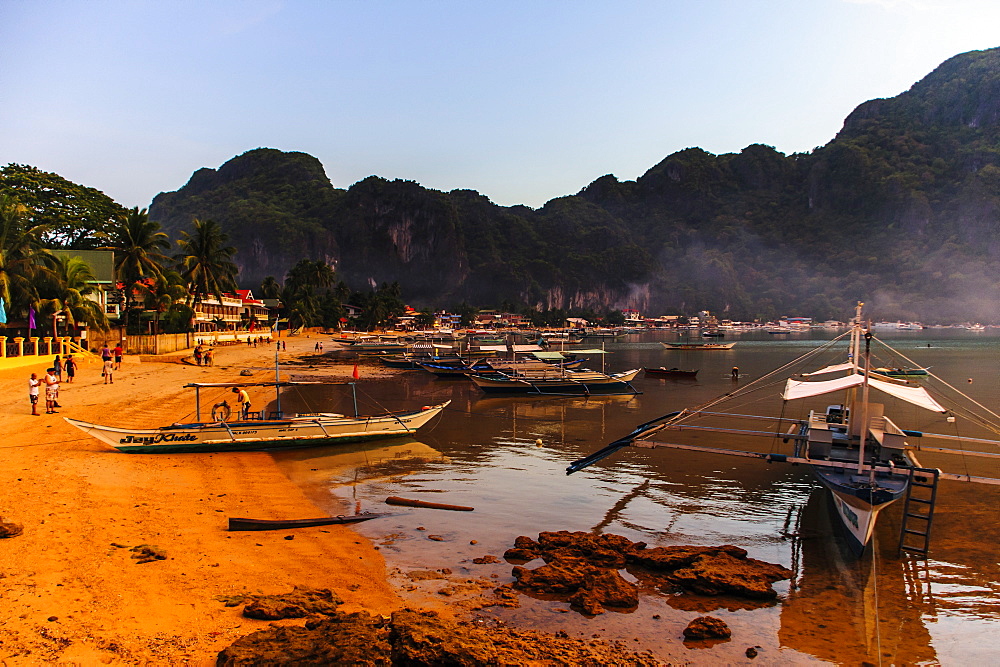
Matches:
[53,355,63,382]
[205,347,214,366]
[113,342,124,370]
[194,344,203,366]
[28,373,41,416]
[65,355,77,383]
[44,367,60,413]
[103,356,114,384]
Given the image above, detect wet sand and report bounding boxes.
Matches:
[0,335,402,665]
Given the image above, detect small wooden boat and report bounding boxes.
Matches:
[228,512,391,531]
[643,367,699,378]
[873,366,929,377]
[469,368,641,395]
[662,342,736,350]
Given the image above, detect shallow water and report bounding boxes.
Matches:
[271,329,1000,664]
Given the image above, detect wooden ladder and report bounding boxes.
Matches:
[897,466,940,557]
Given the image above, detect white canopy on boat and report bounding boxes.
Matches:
[782,374,946,412]
[868,377,946,412]
[783,374,864,399]
[802,362,856,376]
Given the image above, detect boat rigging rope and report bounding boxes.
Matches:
[872,337,1000,433]
[666,330,853,428]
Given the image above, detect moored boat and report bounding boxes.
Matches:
[571,302,1000,556]
[642,367,699,378]
[661,342,736,350]
[469,368,641,395]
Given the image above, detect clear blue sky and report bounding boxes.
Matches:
[2,0,998,209]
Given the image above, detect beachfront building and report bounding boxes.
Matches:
[236,290,273,330]
[192,294,243,332]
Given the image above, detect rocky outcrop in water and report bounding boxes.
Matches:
[506,531,792,615]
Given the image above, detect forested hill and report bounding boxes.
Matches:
[149,47,1000,323]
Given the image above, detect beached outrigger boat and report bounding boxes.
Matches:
[65,378,450,453]
[570,302,1000,556]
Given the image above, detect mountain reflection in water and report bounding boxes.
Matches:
[270,330,1000,664]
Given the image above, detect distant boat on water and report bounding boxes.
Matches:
[661,342,736,350]
[643,367,699,379]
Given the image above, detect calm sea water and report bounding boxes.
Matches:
[271,329,1000,664]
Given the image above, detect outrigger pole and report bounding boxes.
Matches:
[566,411,682,474]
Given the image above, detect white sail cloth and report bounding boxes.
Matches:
[782,374,946,413]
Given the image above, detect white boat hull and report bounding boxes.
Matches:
[65,401,450,453]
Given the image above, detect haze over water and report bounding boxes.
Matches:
[272,329,1000,664]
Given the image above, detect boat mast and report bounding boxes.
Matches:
[275,348,282,416]
[858,329,873,474]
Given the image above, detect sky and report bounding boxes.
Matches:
[2,0,999,210]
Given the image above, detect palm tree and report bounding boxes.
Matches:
[109,207,171,331]
[260,275,281,299]
[285,259,335,292]
[110,207,170,289]
[35,255,110,335]
[0,194,52,324]
[143,269,188,335]
[174,218,239,306]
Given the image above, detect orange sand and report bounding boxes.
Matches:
[0,335,401,665]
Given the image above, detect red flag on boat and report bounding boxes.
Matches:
[352,364,360,380]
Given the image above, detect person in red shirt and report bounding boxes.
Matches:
[113,342,124,370]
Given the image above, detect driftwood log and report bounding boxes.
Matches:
[385,496,474,511]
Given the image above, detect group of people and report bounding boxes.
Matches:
[100,343,124,383]
[28,343,127,414]
[28,362,66,417]
[192,344,214,366]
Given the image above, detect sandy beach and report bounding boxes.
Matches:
[0,336,403,665]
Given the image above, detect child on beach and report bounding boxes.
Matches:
[103,356,114,384]
[113,342,124,370]
[53,355,63,382]
[28,373,40,416]
[65,355,77,383]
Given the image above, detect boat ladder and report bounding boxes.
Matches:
[897,466,940,558]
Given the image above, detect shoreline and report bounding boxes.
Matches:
[0,336,402,665]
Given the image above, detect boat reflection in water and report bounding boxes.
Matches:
[779,488,937,664]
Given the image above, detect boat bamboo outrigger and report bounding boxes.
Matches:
[569,302,1000,556]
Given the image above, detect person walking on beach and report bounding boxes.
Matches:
[232,387,251,419]
[113,342,124,370]
[103,355,114,383]
[101,344,112,368]
[205,347,214,366]
[28,373,40,416]
[194,344,203,366]
[53,355,63,382]
[44,367,59,413]
[65,355,77,383]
